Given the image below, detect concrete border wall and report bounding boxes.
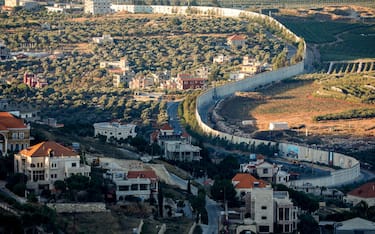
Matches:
[111,5,360,187]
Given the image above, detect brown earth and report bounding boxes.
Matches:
[218,79,375,138]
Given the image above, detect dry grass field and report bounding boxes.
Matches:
[218,77,375,138]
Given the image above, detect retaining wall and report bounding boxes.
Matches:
[47,202,108,213]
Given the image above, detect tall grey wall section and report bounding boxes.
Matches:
[111,5,361,187]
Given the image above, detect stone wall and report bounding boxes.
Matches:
[47,202,108,213]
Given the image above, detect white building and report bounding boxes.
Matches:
[84,0,112,15]
[104,168,158,201]
[269,122,289,131]
[14,141,91,193]
[93,121,137,141]
[164,141,201,162]
[92,34,113,44]
[245,188,274,233]
[240,155,290,185]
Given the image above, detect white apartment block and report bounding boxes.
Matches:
[94,121,137,141]
[14,141,91,193]
[84,0,112,15]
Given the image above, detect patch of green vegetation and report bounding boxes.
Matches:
[319,25,375,61]
[314,73,375,103]
[276,17,357,43]
[313,108,375,121]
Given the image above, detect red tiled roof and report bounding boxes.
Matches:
[127,170,157,180]
[181,132,190,138]
[160,124,173,131]
[232,173,268,189]
[19,141,77,157]
[0,112,27,129]
[348,182,375,198]
[228,34,246,41]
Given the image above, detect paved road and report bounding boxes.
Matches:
[205,196,221,234]
[167,101,183,134]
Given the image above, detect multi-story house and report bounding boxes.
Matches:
[151,124,198,161]
[94,121,137,141]
[84,0,111,15]
[241,189,298,234]
[129,76,155,90]
[14,141,91,193]
[273,191,298,233]
[104,168,158,201]
[240,155,290,185]
[231,173,270,198]
[23,72,48,88]
[175,73,207,90]
[164,141,201,162]
[0,112,30,156]
[244,188,274,233]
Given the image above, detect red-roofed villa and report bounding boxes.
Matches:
[14,141,91,193]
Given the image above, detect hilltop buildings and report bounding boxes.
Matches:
[84,0,112,15]
[0,112,30,156]
[14,141,91,193]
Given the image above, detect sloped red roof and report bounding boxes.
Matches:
[19,141,77,157]
[232,173,268,189]
[348,182,375,198]
[127,170,157,180]
[160,123,173,131]
[0,112,27,129]
[227,34,246,41]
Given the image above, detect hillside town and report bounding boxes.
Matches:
[0,0,375,234]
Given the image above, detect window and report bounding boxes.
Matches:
[261,206,267,210]
[285,208,290,220]
[285,224,289,233]
[12,133,18,139]
[279,208,284,220]
[118,185,129,191]
[259,226,269,233]
[72,163,77,167]
[131,184,138,191]
[263,168,268,174]
[19,132,24,139]
[261,216,267,220]
[140,184,148,190]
